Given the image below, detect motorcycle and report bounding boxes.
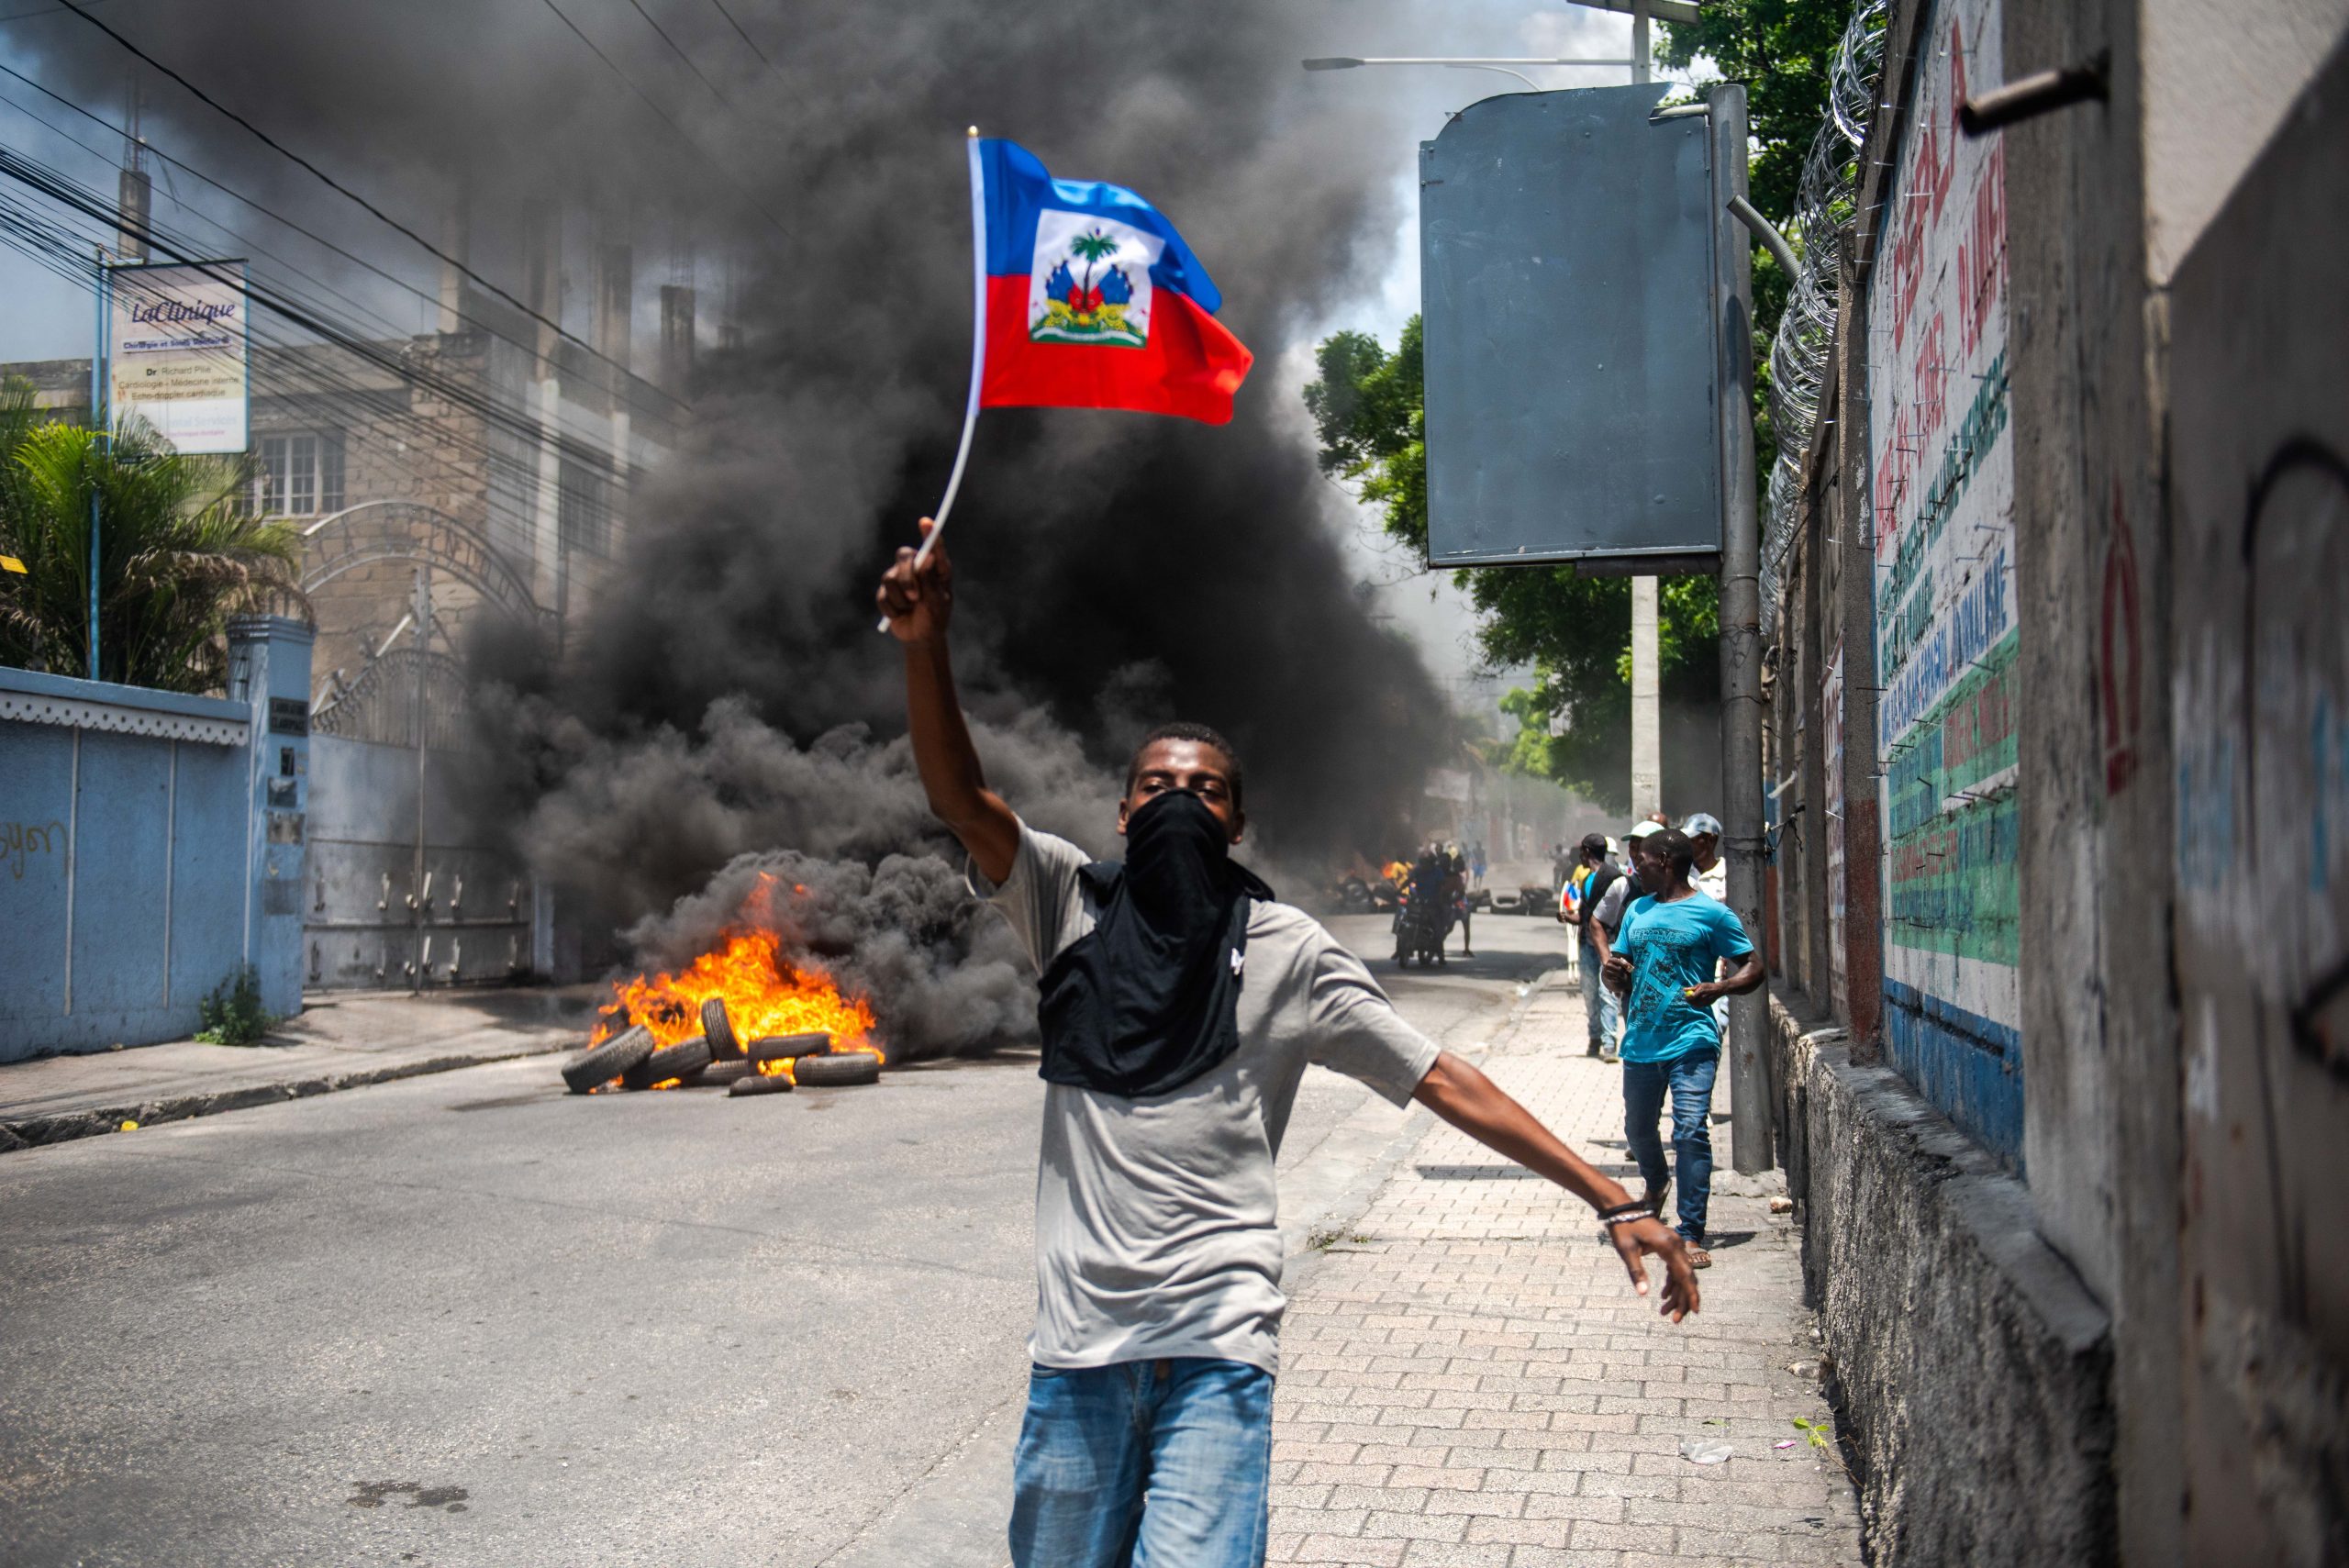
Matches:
[1391,884,1448,967]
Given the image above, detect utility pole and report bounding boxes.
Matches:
[1709,85,1770,1175]
[1627,0,1663,822]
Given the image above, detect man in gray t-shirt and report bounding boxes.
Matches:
[878,526,1698,1568]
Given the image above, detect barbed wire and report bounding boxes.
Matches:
[1760,0,1887,639]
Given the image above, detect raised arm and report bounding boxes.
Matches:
[876,519,1020,884]
[1412,1051,1699,1321]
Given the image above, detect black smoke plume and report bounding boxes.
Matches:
[32,0,1463,1052]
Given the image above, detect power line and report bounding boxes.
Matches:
[526,0,788,239]
[0,56,689,427]
[619,0,735,107]
[0,190,629,583]
[0,183,633,577]
[701,0,776,69]
[0,143,642,483]
[0,0,110,26]
[44,0,683,374]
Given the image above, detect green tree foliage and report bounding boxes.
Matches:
[1307,322,1720,811]
[1661,1,1854,476]
[1306,4,1852,811]
[0,378,303,692]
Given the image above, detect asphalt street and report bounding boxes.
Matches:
[0,906,1573,1568]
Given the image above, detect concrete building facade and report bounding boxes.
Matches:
[5,239,691,994]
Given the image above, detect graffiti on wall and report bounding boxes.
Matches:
[1867,0,2022,1165]
[3,818,67,881]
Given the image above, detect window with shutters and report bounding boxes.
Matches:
[252,431,345,516]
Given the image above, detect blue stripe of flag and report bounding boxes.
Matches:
[977,139,1225,316]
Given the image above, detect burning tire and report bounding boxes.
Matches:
[622,1034,715,1091]
[749,1032,831,1066]
[728,1071,793,1096]
[793,1050,881,1087]
[562,1025,654,1094]
[700,997,741,1060]
[702,1060,751,1086]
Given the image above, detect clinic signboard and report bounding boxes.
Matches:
[106,262,249,455]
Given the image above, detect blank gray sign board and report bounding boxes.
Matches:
[1420,83,1721,568]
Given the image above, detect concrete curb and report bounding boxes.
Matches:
[1766,986,2116,1564]
[0,1037,576,1153]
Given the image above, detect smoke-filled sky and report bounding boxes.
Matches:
[0,0,1678,1045]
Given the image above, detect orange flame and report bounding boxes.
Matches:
[590,877,880,1088]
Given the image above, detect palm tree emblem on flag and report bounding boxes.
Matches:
[1029,213,1158,350]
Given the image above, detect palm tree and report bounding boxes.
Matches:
[1069,228,1120,306]
[0,377,306,693]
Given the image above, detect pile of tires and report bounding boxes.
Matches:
[559,1001,885,1097]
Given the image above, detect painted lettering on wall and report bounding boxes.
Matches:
[1867,0,2021,1163]
[3,818,67,881]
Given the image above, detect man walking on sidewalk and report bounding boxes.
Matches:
[1681,812,1731,1036]
[1603,828,1765,1269]
[1580,820,1662,1061]
[878,523,1698,1567]
[1561,832,1624,1058]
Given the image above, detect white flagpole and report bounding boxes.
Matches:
[877,126,988,633]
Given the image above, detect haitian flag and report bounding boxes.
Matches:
[976,139,1253,425]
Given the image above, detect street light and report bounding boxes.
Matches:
[1301,56,1639,91]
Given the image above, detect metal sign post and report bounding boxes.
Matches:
[1706,84,1771,1175]
[88,253,109,681]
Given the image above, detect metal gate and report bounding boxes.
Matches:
[298,505,551,991]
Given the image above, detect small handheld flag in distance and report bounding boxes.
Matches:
[876,130,1253,631]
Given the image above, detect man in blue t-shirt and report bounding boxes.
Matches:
[1602,828,1765,1267]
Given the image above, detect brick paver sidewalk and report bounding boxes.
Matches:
[1269,978,1865,1566]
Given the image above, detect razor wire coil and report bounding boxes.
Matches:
[1759,0,1887,639]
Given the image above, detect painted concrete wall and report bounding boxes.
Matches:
[2003,3,2192,1562]
[1763,0,2349,1555]
[225,617,314,1018]
[1865,0,2025,1168]
[2140,0,2349,282]
[0,619,310,1060]
[2166,32,2349,1559]
[1770,996,2113,1563]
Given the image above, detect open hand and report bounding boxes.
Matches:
[876,518,952,643]
[1608,1215,1700,1322]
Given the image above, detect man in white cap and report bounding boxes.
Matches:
[1680,814,1731,1033]
[1681,813,1728,904]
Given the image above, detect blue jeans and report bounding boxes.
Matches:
[1009,1357,1273,1568]
[1579,938,1620,1052]
[1622,1048,1720,1244]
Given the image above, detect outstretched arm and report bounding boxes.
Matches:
[876,520,1019,885]
[1411,1051,1699,1321]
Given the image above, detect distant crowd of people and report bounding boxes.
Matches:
[1385,841,1483,962]
[1551,812,1760,1270]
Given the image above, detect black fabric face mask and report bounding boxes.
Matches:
[1035,790,1275,1099]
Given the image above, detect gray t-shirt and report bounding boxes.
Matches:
[979,820,1440,1374]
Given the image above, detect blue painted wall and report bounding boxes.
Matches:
[0,617,311,1060]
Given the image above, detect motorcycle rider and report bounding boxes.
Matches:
[1443,844,1473,959]
[1396,847,1449,966]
